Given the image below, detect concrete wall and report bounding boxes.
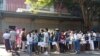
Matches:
[31,19,82,31]
[31,19,59,30]
[58,21,82,31]
[1,17,83,32]
[2,17,32,32]
[1,17,83,31]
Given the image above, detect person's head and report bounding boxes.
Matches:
[44,28,48,32]
[28,31,32,37]
[5,29,9,33]
[31,30,34,33]
[55,28,60,32]
[79,30,82,33]
[41,29,44,32]
[22,28,25,31]
[34,29,38,33]
[91,31,95,33]
[10,28,15,31]
[70,30,74,34]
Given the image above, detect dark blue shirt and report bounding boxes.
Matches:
[54,32,61,42]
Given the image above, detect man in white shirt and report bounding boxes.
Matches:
[3,29,11,52]
[73,31,81,54]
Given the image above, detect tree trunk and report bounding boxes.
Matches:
[78,0,92,32]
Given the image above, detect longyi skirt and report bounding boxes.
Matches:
[5,39,11,51]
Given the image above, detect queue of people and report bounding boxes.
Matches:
[2,28,100,56]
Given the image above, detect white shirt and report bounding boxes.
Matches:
[10,30,17,41]
[3,33,10,39]
[80,34,86,44]
[69,33,74,41]
[93,32,97,37]
[27,34,33,45]
[74,33,78,40]
[43,32,49,43]
[77,33,83,39]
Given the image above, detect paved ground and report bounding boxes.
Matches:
[0,45,12,56]
[0,44,100,56]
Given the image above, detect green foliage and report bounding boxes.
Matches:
[25,0,54,10]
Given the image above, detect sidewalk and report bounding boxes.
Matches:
[0,44,100,56]
[0,45,12,56]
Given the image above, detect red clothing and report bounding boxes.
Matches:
[60,33,66,44]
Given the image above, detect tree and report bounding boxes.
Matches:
[74,0,100,32]
[25,0,100,32]
[25,0,54,13]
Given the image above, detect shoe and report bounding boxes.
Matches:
[75,51,80,54]
[44,51,49,55]
[54,51,60,54]
[7,50,11,53]
[21,50,26,52]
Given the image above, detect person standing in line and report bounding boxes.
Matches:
[80,32,86,51]
[99,33,100,49]
[91,31,97,50]
[59,31,66,53]
[20,28,27,52]
[65,30,70,51]
[74,31,81,54]
[87,31,94,51]
[26,31,33,56]
[43,28,50,55]
[96,32,100,49]
[84,33,90,50]
[33,30,39,54]
[49,32,54,52]
[69,30,74,52]
[9,28,17,52]
[3,29,11,52]
[53,28,61,54]
[16,28,22,51]
[38,29,44,53]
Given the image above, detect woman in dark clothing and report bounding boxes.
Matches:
[59,31,66,53]
[21,28,27,51]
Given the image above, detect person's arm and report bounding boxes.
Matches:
[20,31,23,40]
[2,34,5,44]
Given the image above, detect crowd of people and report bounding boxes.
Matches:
[2,28,100,56]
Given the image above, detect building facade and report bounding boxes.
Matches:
[0,0,25,11]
